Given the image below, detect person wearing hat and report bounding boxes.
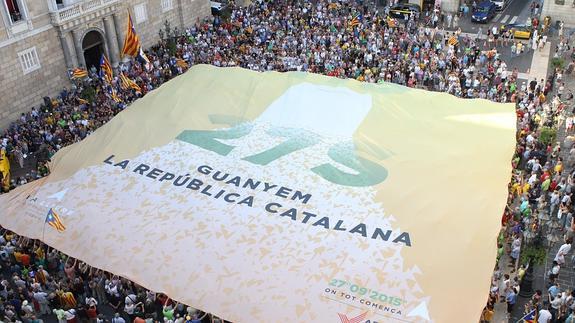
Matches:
[64,308,77,323]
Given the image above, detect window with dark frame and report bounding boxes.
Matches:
[4,0,23,23]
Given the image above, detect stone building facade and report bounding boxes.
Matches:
[541,0,575,27]
[0,0,210,129]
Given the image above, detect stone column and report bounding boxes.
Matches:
[177,0,185,29]
[103,16,120,66]
[58,31,74,69]
[112,13,124,56]
[71,29,85,67]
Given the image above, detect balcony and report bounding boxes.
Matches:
[49,0,119,26]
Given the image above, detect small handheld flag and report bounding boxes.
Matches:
[76,97,89,105]
[137,47,151,70]
[119,72,141,93]
[448,35,459,46]
[109,87,122,103]
[45,208,66,232]
[520,309,536,323]
[349,13,362,28]
[70,68,88,79]
[176,58,189,69]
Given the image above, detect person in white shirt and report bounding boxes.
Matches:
[33,290,50,315]
[111,313,126,323]
[539,304,552,323]
[555,239,573,265]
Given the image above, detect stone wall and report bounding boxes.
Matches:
[180,0,211,29]
[542,1,575,27]
[0,28,69,129]
[0,0,211,131]
[119,0,211,49]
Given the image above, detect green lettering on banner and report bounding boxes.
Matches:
[208,114,248,126]
[176,124,253,156]
[311,142,389,187]
[242,128,319,166]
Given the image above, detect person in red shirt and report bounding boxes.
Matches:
[21,252,30,267]
[86,304,98,322]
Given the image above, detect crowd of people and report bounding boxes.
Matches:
[0,0,553,189]
[480,71,575,321]
[0,230,218,323]
[0,0,573,322]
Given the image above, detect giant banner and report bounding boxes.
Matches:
[0,65,516,322]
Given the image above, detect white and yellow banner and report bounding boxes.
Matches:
[0,65,516,322]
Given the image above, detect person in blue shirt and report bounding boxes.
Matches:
[548,282,561,299]
[506,288,517,314]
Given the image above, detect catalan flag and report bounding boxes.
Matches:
[137,47,151,70]
[120,72,141,93]
[45,208,66,232]
[349,13,361,28]
[99,54,113,83]
[76,97,89,105]
[109,87,122,103]
[448,35,458,46]
[121,12,141,58]
[521,309,536,323]
[176,58,189,69]
[71,68,88,79]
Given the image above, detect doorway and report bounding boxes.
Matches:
[82,30,105,71]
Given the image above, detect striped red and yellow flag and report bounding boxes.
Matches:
[176,58,189,69]
[76,97,89,105]
[45,208,66,232]
[71,68,88,79]
[121,12,141,57]
[448,35,458,46]
[110,88,122,103]
[348,13,361,28]
[99,54,113,83]
[120,72,141,93]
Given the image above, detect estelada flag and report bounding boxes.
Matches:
[45,208,65,232]
[120,72,141,93]
[121,12,141,57]
[71,68,88,79]
[99,54,113,84]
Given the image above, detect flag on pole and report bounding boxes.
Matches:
[520,309,536,323]
[120,72,141,93]
[121,12,141,57]
[99,54,113,83]
[137,47,151,70]
[45,208,66,232]
[70,68,88,79]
